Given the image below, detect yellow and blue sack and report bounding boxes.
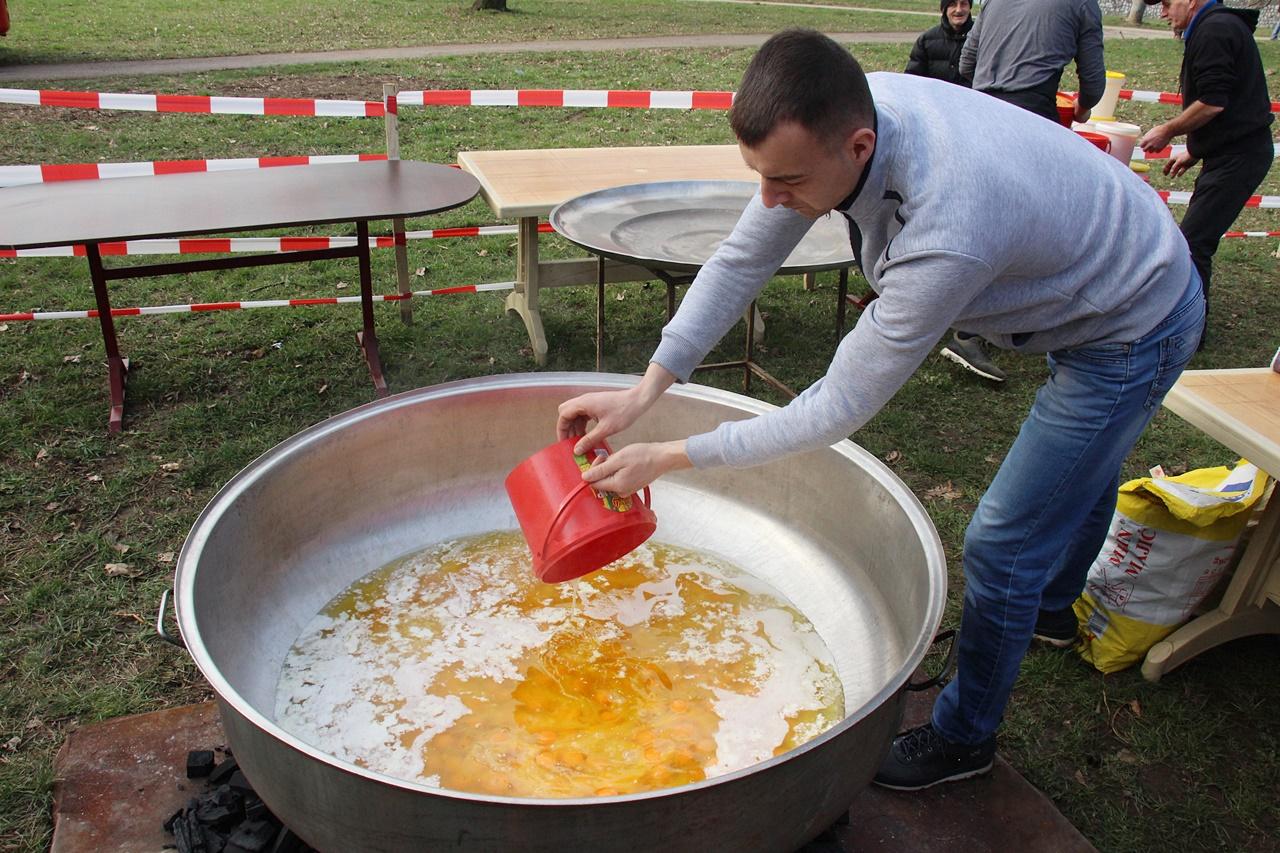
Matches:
[1074,459,1269,673]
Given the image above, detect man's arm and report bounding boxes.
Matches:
[959,12,982,80]
[1073,0,1107,109]
[905,33,930,77]
[1138,100,1225,152]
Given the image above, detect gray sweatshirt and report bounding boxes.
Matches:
[959,0,1106,108]
[651,72,1191,470]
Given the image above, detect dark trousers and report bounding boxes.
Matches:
[981,76,1063,124]
[1180,134,1274,304]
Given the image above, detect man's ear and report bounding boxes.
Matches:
[844,126,877,166]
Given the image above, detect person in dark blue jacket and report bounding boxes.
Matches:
[905,0,975,87]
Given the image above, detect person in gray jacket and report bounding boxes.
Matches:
[557,30,1203,791]
[960,0,1106,124]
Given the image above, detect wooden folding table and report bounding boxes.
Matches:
[1142,367,1280,680]
[458,145,760,365]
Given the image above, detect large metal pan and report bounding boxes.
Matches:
[549,180,855,273]
[172,373,945,852]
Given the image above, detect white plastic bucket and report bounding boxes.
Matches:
[1092,70,1126,122]
[1093,120,1141,164]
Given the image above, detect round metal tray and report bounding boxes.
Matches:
[549,180,855,274]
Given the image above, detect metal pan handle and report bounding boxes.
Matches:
[155,588,185,648]
[906,628,957,692]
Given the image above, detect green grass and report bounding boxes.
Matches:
[1,34,1279,853]
[0,0,938,66]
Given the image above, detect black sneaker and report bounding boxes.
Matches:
[940,333,1006,383]
[1032,606,1079,648]
[873,723,995,791]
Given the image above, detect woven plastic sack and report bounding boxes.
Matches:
[1073,459,1269,673]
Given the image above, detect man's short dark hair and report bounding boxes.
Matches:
[730,29,875,149]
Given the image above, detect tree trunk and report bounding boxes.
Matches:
[1125,0,1146,25]
[472,0,508,10]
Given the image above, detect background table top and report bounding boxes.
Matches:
[0,161,479,249]
[1163,368,1280,476]
[457,145,753,218]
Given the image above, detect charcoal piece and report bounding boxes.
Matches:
[243,797,269,822]
[208,756,240,786]
[164,807,186,833]
[201,824,228,853]
[228,769,254,792]
[226,819,277,852]
[185,811,210,853]
[186,750,217,778]
[194,794,242,831]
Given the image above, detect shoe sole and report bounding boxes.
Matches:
[872,760,995,792]
[1032,632,1077,649]
[940,347,1006,383]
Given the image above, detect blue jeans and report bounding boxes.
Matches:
[931,272,1205,745]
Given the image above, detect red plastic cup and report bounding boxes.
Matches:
[505,436,657,583]
[1075,130,1111,154]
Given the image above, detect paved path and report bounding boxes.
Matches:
[0,26,1171,83]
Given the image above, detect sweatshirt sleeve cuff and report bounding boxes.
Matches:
[650,331,706,383]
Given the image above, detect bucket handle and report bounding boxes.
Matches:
[539,477,652,559]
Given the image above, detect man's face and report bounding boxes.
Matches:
[739,120,876,220]
[946,0,972,28]
[1158,0,1199,33]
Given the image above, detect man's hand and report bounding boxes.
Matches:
[1139,123,1174,153]
[1072,101,1091,124]
[557,388,648,455]
[1163,150,1199,179]
[581,440,692,497]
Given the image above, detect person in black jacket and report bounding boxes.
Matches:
[905,0,974,87]
[1138,0,1274,340]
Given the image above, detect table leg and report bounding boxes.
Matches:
[1142,493,1280,681]
[85,244,130,434]
[596,255,606,372]
[354,220,389,398]
[507,216,549,366]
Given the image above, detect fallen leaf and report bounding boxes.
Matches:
[0,324,8,332]
[336,281,349,290]
[247,347,266,360]
[1128,699,1142,718]
[62,354,82,364]
[157,551,176,564]
[476,249,489,257]
[36,448,48,461]
[1,736,19,751]
[44,501,60,511]
[87,474,102,483]
[924,481,963,501]
[317,384,329,395]
[1073,769,1088,786]
[111,542,130,555]
[883,450,901,464]
[104,563,138,578]
[1116,749,1139,764]
[161,461,181,472]
[25,718,43,731]
[414,267,426,277]
[983,454,1003,465]
[112,611,146,624]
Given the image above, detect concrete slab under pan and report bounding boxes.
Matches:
[50,696,1095,853]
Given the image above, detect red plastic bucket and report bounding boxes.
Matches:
[505,436,657,583]
[1075,130,1111,153]
[1055,92,1075,127]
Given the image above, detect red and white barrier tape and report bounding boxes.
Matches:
[0,223,555,259]
[1157,191,1279,208]
[395,89,736,109]
[0,87,384,117]
[1130,143,1278,161]
[0,153,387,187]
[1117,89,1280,113]
[1223,230,1280,239]
[0,282,517,323]
[4,86,1275,117]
